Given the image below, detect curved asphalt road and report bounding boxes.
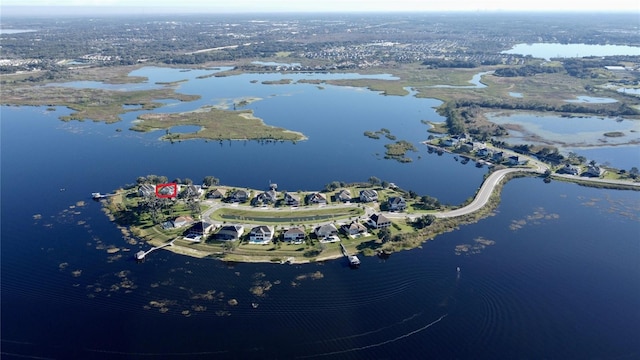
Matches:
[200,161,638,227]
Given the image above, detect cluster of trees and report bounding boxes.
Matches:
[412,215,436,229]
[420,196,441,210]
[202,176,220,187]
[421,59,481,68]
[440,103,465,135]
[493,64,562,77]
[452,99,639,117]
[136,174,169,185]
[560,58,627,78]
[135,174,219,186]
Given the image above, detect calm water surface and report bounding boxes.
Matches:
[2,67,639,359]
[488,112,640,169]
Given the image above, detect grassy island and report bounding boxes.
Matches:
[130,106,306,142]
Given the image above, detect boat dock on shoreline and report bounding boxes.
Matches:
[340,242,360,268]
[92,192,115,199]
[135,239,176,261]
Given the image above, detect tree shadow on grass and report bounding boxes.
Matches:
[356,239,382,251]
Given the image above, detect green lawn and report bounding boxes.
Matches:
[210,206,365,224]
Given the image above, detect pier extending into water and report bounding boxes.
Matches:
[340,242,360,268]
[135,239,176,261]
[92,192,116,199]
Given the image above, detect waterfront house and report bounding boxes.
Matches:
[307,192,327,205]
[387,196,407,211]
[492,151,505,162]
[476,148,490,157]
[138,183,155,197]
[508,155,527,166]
[229,189,250,203]
[189,221,214,236]
[342,221,367,236]
[336,189,352,202]
[158,185,177,197]
[180,184,203,199]
[283,227,306,243]
[284,192,301,206]
[253,190,278,206]
[472,142,486,151]
[207,188,226,199]
[585,165,605,177]
[558,164,580,175]
[368,213,391,229]
[359,189,378,202]
[249,226,274,244]
[214,225,244,241]
[315,223,338,240]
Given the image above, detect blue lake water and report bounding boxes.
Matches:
[488,112,640,169]
[429,71,491,89]
[2,67,639,359]
[502,43,640,60]
[618,88,640,95]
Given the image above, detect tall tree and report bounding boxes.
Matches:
[203,176,220,187]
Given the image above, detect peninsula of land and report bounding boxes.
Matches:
[102,143,639,264]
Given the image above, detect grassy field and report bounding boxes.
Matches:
[1,85,199,123]
[210,206,364,224]
[130,107,306,142]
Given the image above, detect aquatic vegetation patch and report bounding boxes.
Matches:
[454,236,496,255]
[509,207,560,231]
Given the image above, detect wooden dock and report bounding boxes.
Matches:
[92,192,116,199]
[340,242,360,268]
[135,240,175,261]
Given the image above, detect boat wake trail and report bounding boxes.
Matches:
[306,312,424,345]
[297,313,448,359]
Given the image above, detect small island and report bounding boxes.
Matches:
[130,106,306,142]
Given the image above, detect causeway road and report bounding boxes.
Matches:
[199,165,638,228]
[434,167,536,218]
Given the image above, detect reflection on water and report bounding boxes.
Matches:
[429,71,492,89]
[488,112,640,168]
[565,95,617,104]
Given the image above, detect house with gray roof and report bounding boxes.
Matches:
[283,227,306,243]
[188,221,214,236]
[249,226,274,244]
[558,164,580,175]
[387,196,407,211]
[284,192,301,206]
[315,223,338,240]
[207,188,226,199]
[138,183,156,197]
[368,213,391,229]
[342,221,367,236]
[214,225,244,241]
[307,192,327,205]
[229,189,250,203]
[359,189,378,202]
[253,189,278,206]
[336,189,352,202]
